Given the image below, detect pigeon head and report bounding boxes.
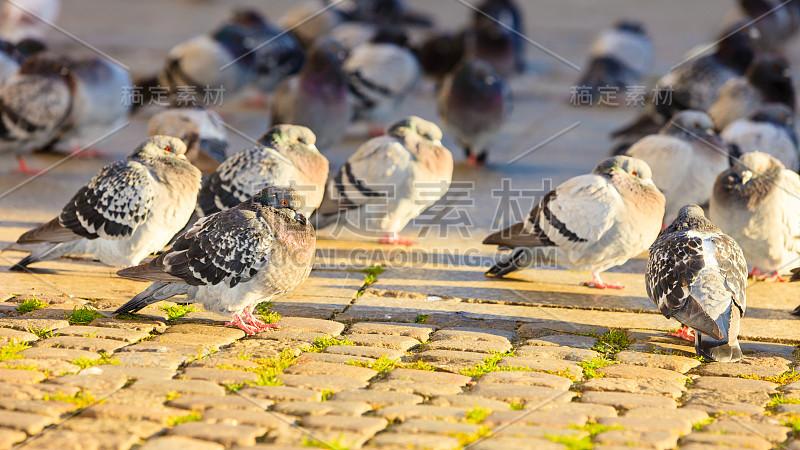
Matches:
[306,38,348,73]
[213,24,255,67]
[662,110,723,145]
[15,38,47,59]
[0,39,22,63]
[449,59,507,98]
[19,53,71,79]
[714,151,782,208]
[665,205,719,233]
[132,135,189,161]
[614,20,647,36]
[388,116,443,143]
[147,111,200,151]
[750,103,795,128]
[230,8,269,34]
[259,125,318,152]
[746,55,795,107]
[715,21,758,73]
[593,156,653,181]
[737,151,784,176]
[253,186,307,224]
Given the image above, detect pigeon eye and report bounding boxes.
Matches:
[631,171,638,177]
[165,146,172,152]
[281,200,288,206]
[693,123,702,130]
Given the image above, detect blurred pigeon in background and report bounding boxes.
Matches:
[720,104,799,171]
[473,0,525,73]
[0,0,59,43]
[737,0,800,51]
[147,107,230,174]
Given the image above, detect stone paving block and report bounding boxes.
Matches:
[3,358,79,375]
[251,330,327,344]
[49,373,128,397]
[204,409,294,430]
[335,306,421,324]
[480,370,573,390]
[539,402,618,419]
[681,399,764,416]
[79,403,186,423]
[392,418,480,435]
[614,351,701,373]
[515,345,601,362]
[52,325,149,342]
[428,395,510,410]
[598,416,691,435]
[366,432,461,449]
[174,311,229,325]
[35,336,127,353]
[90,317,166,334]
[495,424,588,439]
[424,338,512,354]
[238,385,321,402]
[594,430,677,450]
[580,391,677,410]
[518,322,610,339]
[324,345,404,360]
[139,436,224,450]
[581,377,685,398]
[347,322,436,342]
[0,318,69,333]
[221,339,295,360]
[129,378,225,396]
[776,403,800,414]
[703,417,791,442]
[385,368,471,386]
[20,347,99,361]
[692,376,778,393]
[0,410,55,434]
[155,333,238,351]
[0,382,79,401]
[0,429,25,449]
[83,364,174,380]
[113,351,188,370]
[103,389,168,409]
[597,364,689,383]
[21,430,138,450]
[267,428,369,448]
[432,327,516,343]
[284,361,378,381]
[117,341,212,358]
[295,352,374,365]
[679,432,772,450]
[470,437,569,450]
[0,398,75,417]
[346,333,421,351]
[468,383,575,404]
[271,400,371,417]
[482,410,587,427]
[527,334,597,349]
[190,356,261,371]
[375,404,469,422]
[369,379,464,397]
[58,417,164,438]
[683,389,771,410]
[274,317,344,335]
[422,314,518,332]
[167,422,266,447]
[331,389,422,407]
[169,394,273,412]
[161,323,246,341]
[624,407,708,424]
[181,367,258,385]
[268,304,340,320]
[0,328,37,344]
[302,415,387,435]
[694,362,786,378]
[779,381,800,392]
[413,349,487,372]
[0,368,45,384]
[498,356,583,380]
[277,373,368,392]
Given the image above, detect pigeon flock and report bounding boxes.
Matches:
[3,0,800,362]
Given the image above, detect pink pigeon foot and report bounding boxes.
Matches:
[242,94,269,109]
[69,146,105,159]
[582,273,624,289]
[226,312,259,335]
[668,325,695,341]
[380,233,416,246]
[466,153,485,168]
[241,306,277,332]
[750,268,786,282]
[12,156,45,175]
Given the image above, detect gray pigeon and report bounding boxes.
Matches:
[710,151,800,282]
[708,55,796,132]
[270,38,352,149]
[721,104,799,171]
[11,136,201,271]
[0,39,22,87]
[114,186,316,335]
[196,125,328,219]
[484,156,665,289]
[625,110,730,222]
[738,0,800,51]
[577,21,653,96]
[311,116,453,245]
[147,107,230,174]
[438,59,512,167]
[345,31,421,136]
[646,204,747,362]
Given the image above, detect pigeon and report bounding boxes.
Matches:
[147,107,230,174]
[339,0,433,28]
[483,156,665,289]
[0,0,59,43]
[345,29,421,136]
[721,104,799,171]
[11,136,202,271]
[577,21,653,96]
[709,151,800,282]
[738,0,800,51]
[438,59,512,167]
[270,38,351,149]
[0,39,22,87]
[473,0,525,73]
[415,31,467,84]
[646,204,747,362]
[708,55,796,131]
[463,20,518,79]
[311,116,453,245]
[196,125,328,219]
[625,111,731,222]
[114,186,316,335]
[611,22,758,143]
[279,0,345,49]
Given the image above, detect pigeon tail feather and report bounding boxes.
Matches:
[695,331,742,362]
[114,282,189,315]
[10,241,79,271]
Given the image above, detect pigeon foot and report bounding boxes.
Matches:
[668,325,695,341]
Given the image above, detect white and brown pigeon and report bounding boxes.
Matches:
[710,151,800,282]
[625,110,730,222]
[11,136,201,271]
[196,125,328,219]
[721,104,799,172]
[646,204,747,362]
[577,20,653,97]
[147,107,230,174]
[114,186,316,335]
[311,116,453,245]
[484,156,665,289]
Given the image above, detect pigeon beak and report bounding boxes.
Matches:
[177,154,187,161]
[741,170,753,184]
[295,211,307,225]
